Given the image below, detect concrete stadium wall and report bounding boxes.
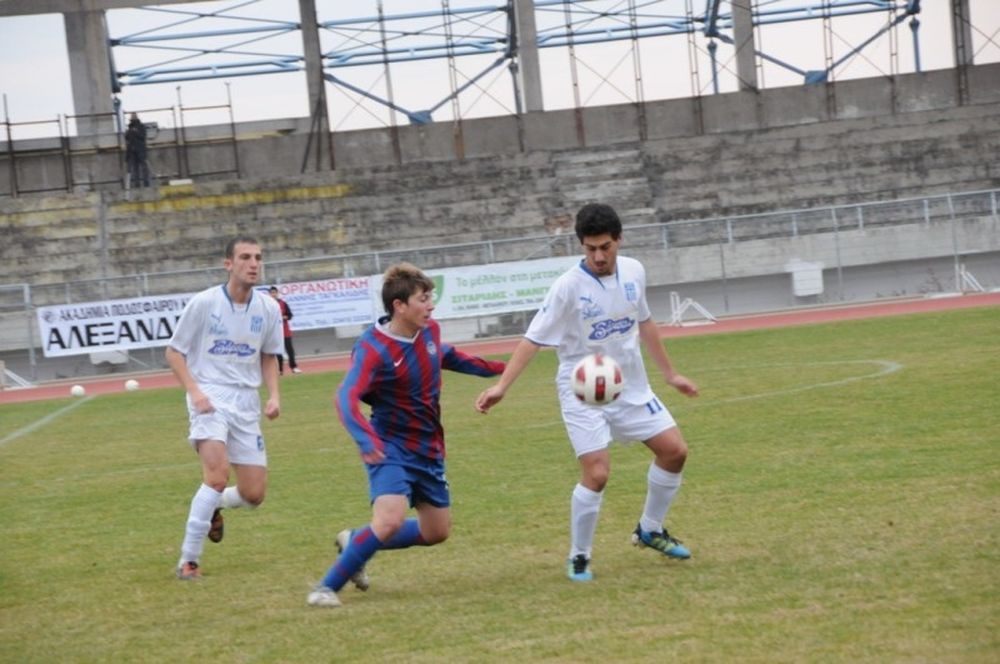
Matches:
[2,65,1000,381]
[2,66,999,290]
[3,64,998,200]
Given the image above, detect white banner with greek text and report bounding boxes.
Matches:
[36,294,195,358]
[272,276,375,332]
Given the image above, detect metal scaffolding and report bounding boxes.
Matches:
[102,0,965,130]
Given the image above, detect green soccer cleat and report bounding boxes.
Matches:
[631,524,691,559]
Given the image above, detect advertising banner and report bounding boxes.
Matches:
[271,277,374,332]
[369,256,578,320]
[36,293,194,358]
[34,258,578,357]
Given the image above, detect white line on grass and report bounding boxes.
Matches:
[520,359,903,428]
[686,359,904,407]
[0,396,94,448]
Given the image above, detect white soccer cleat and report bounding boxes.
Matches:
[307,586,342,608]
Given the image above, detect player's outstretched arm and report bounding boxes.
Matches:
[638,318,699,398]
[441,344,506,377]
[475,338,542,413]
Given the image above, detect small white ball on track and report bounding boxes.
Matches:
[124,379,140,391]
[571,353,625,406]
[70,384,86,397]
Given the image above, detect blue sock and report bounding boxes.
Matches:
[380,518,426,550]
[321,525,381,591]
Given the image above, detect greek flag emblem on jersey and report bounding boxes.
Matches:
[251,315,263,333]
[624,282,637,302]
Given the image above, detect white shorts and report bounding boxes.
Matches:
[558,388,677,458]
[187,386,267,467]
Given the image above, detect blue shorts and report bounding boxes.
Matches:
[366,461,450,508]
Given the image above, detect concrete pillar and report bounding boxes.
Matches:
[731,0,758,91]
[63,10,115,138]
[950,0,973,66]
[950,0,972,105]
[298,0,327,122]
[513,0,543,112]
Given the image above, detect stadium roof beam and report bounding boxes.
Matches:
[0,0,212,16]
[8,1,992,136]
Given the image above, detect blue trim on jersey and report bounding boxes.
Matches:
[221,283,254,313]
[577,259,620,289]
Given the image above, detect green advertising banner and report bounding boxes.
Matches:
[369,256,579,320]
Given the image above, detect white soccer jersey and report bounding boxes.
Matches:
[525,256,655,404]
[169,285,283,390]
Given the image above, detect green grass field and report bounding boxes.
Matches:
[2,307,998,663]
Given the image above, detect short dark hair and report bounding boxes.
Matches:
[575,203,622,241]
[381,262,434,316]
[225,235,259,259]
[268,286,278,293]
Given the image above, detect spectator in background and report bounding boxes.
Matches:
[125,113,150,188]
[269,286,301,374]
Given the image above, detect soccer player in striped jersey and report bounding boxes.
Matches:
[308,262,505,608]
[476,203,700,582]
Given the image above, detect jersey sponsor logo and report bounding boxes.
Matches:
[588,316,635,340]
[251,315,263,333]
[579,294,604,320]
[208,339,256,357]
[625,282,637,302]
[209,313,228,336]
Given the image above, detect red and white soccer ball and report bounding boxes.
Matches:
[571,353,625,406]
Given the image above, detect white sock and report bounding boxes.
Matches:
[179,484,222,565]
[220,486,252,509]
[570,483,603,558]
[639,464,682,533]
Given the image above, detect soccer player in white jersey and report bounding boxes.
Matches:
[476,203,699,581]
[165,236,284,580]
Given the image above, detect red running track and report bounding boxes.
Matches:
[2,292,997,405]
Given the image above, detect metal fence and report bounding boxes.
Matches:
[1,188,998,384]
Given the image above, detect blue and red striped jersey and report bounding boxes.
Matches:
[336,318,505,463]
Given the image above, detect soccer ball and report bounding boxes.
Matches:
[124,379,140,392]
[571,353,624,406]
[70,384,85,397]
